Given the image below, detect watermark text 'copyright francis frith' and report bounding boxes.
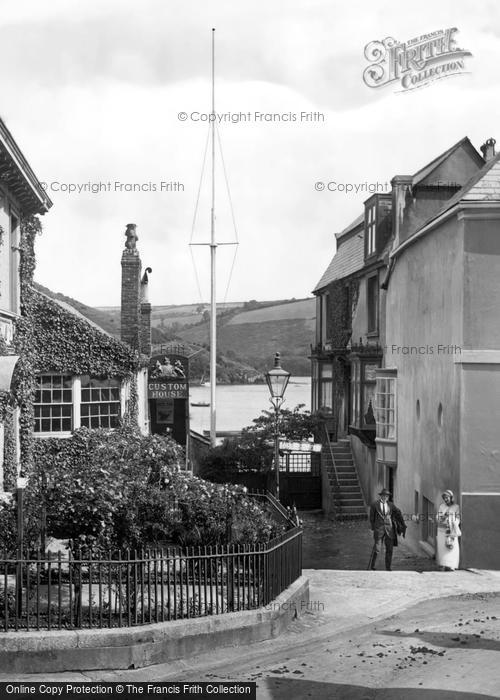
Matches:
[40,181,184,194]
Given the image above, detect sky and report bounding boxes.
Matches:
[1,0,500,307]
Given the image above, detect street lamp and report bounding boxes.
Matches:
[265,352,291,501]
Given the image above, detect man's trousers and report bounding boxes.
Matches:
[372,532,394,570]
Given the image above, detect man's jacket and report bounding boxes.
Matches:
[370,501,407,546]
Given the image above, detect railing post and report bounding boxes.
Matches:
[16,485,24,621]
[227,544,234,612]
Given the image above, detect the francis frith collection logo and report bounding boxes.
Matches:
[363,28,472,92]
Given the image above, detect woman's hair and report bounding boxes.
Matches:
[442,489,454,503]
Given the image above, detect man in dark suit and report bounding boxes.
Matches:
[369,488,406,571]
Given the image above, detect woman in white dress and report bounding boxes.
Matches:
[436,489,461,571]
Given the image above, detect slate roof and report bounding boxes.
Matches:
[313,216,365,292]
[335,213,364,240]
[314,137,487,292]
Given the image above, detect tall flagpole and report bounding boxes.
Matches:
[210,28,217,447]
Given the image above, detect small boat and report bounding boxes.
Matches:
[191,401,210,407]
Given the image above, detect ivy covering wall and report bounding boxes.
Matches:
[317,277,360,434]
[2,216,143,482]
[326,278,360,349]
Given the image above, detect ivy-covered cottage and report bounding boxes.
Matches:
[3,226,152,492]
[29,287,149,437]
[0,116,152,495]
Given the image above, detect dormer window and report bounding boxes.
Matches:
[366,203,376,256]
[364,194,392,259]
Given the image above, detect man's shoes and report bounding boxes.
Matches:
[386,567,392,571]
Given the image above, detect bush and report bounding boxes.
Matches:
[0,426,283,553]
[0,498,16,554]
[116,475,283,548]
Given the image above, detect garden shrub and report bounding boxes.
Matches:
[0,426,283,553]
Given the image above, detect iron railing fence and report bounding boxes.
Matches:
[0,527,302,632]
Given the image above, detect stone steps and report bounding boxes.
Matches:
[323,440,367,521]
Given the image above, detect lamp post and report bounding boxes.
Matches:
[265,353,290,502]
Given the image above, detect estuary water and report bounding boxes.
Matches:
[188,377,312,434]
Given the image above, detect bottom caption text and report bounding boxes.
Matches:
[1,684,256,700]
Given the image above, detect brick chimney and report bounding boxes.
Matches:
[480,137,496,161]
[140,267,152,357]
[121,223,142,351]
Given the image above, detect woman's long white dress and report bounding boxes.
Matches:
[436,502,460,569]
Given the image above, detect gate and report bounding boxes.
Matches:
[279,452,322,509]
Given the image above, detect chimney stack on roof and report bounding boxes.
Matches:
[121,223,146,353]
[480,137,496,161]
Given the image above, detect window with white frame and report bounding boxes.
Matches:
[375,373,397,440]
[34,374,73,433]
[34,374,121,434]
[366,204,376,256]
[319,363,333,411]
[81,376,121,429]
[350,358,382,429]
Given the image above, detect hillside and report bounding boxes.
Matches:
[35,292,315,380]
[158,298,315,376]
[34,283,120,337]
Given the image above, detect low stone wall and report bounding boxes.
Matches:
[0,576,309,674]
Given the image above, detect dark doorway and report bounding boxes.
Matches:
[386,465,394,497]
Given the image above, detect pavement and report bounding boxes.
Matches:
[2,512,500,697]
[301,510,437,572]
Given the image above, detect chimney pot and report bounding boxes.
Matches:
[480,137,496,161]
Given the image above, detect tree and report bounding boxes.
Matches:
[199,405,323,482]
[241,403,322,443]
